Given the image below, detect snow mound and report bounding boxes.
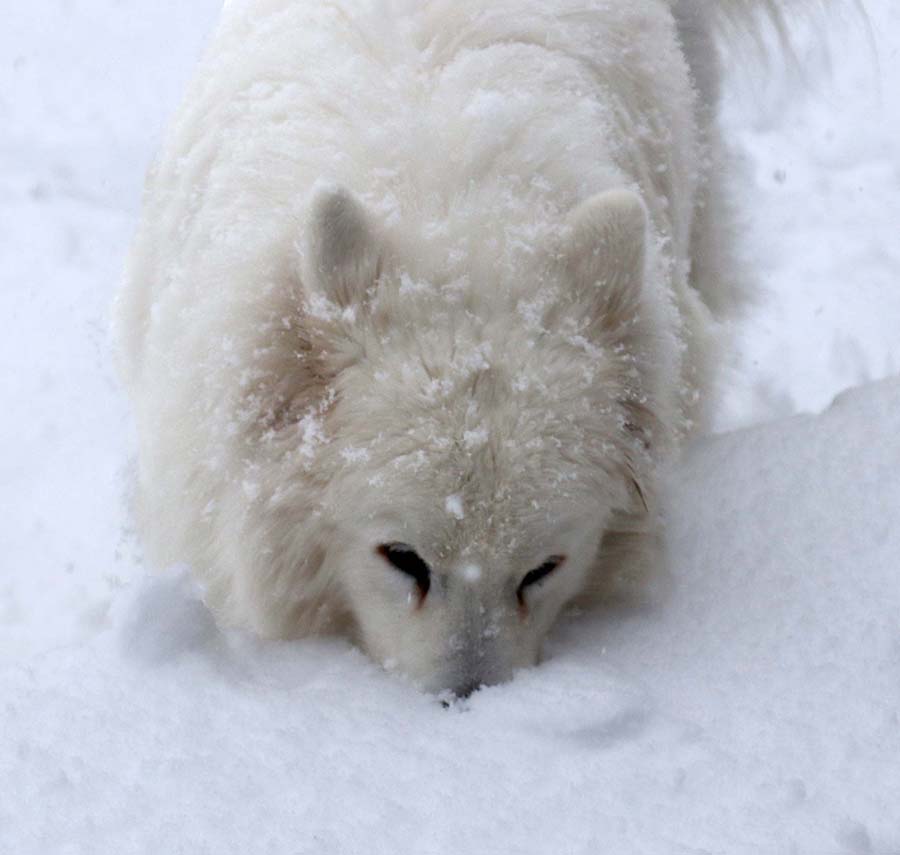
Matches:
[3,378,898,855]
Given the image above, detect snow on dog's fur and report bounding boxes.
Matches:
[117,0,785,694]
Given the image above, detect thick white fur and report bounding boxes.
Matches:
[117,0,781,692]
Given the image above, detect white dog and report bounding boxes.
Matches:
[116,0,787,695]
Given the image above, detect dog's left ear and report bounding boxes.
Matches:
[304,185,381,309]
[563,189,647,334]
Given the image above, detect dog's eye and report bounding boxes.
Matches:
[517,555,566,603]
[377,543,431,598]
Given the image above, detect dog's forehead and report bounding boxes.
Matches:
[330,311,625,556]
[347,381,604,550]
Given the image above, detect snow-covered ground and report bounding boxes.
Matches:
[4,378,899,854]
[0,0,222,663]
[717,2,900,426]
[1,2,898,852]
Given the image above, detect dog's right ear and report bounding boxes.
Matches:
[303,185,381,309]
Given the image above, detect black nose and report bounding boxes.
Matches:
[452,680,483,700]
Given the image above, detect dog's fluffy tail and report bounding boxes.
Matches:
[688,0,820,28]
[678,0,825,60]
[666,0,834,324]
[669,0,817,108]
[688,0,868,62]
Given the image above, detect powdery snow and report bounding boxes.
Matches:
[445,494,466,521]
[461,563,483,584]
[1,1,899,852]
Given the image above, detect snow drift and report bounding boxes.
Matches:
[3,377,898,855]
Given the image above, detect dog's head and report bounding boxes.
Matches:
[281,185,668,695]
